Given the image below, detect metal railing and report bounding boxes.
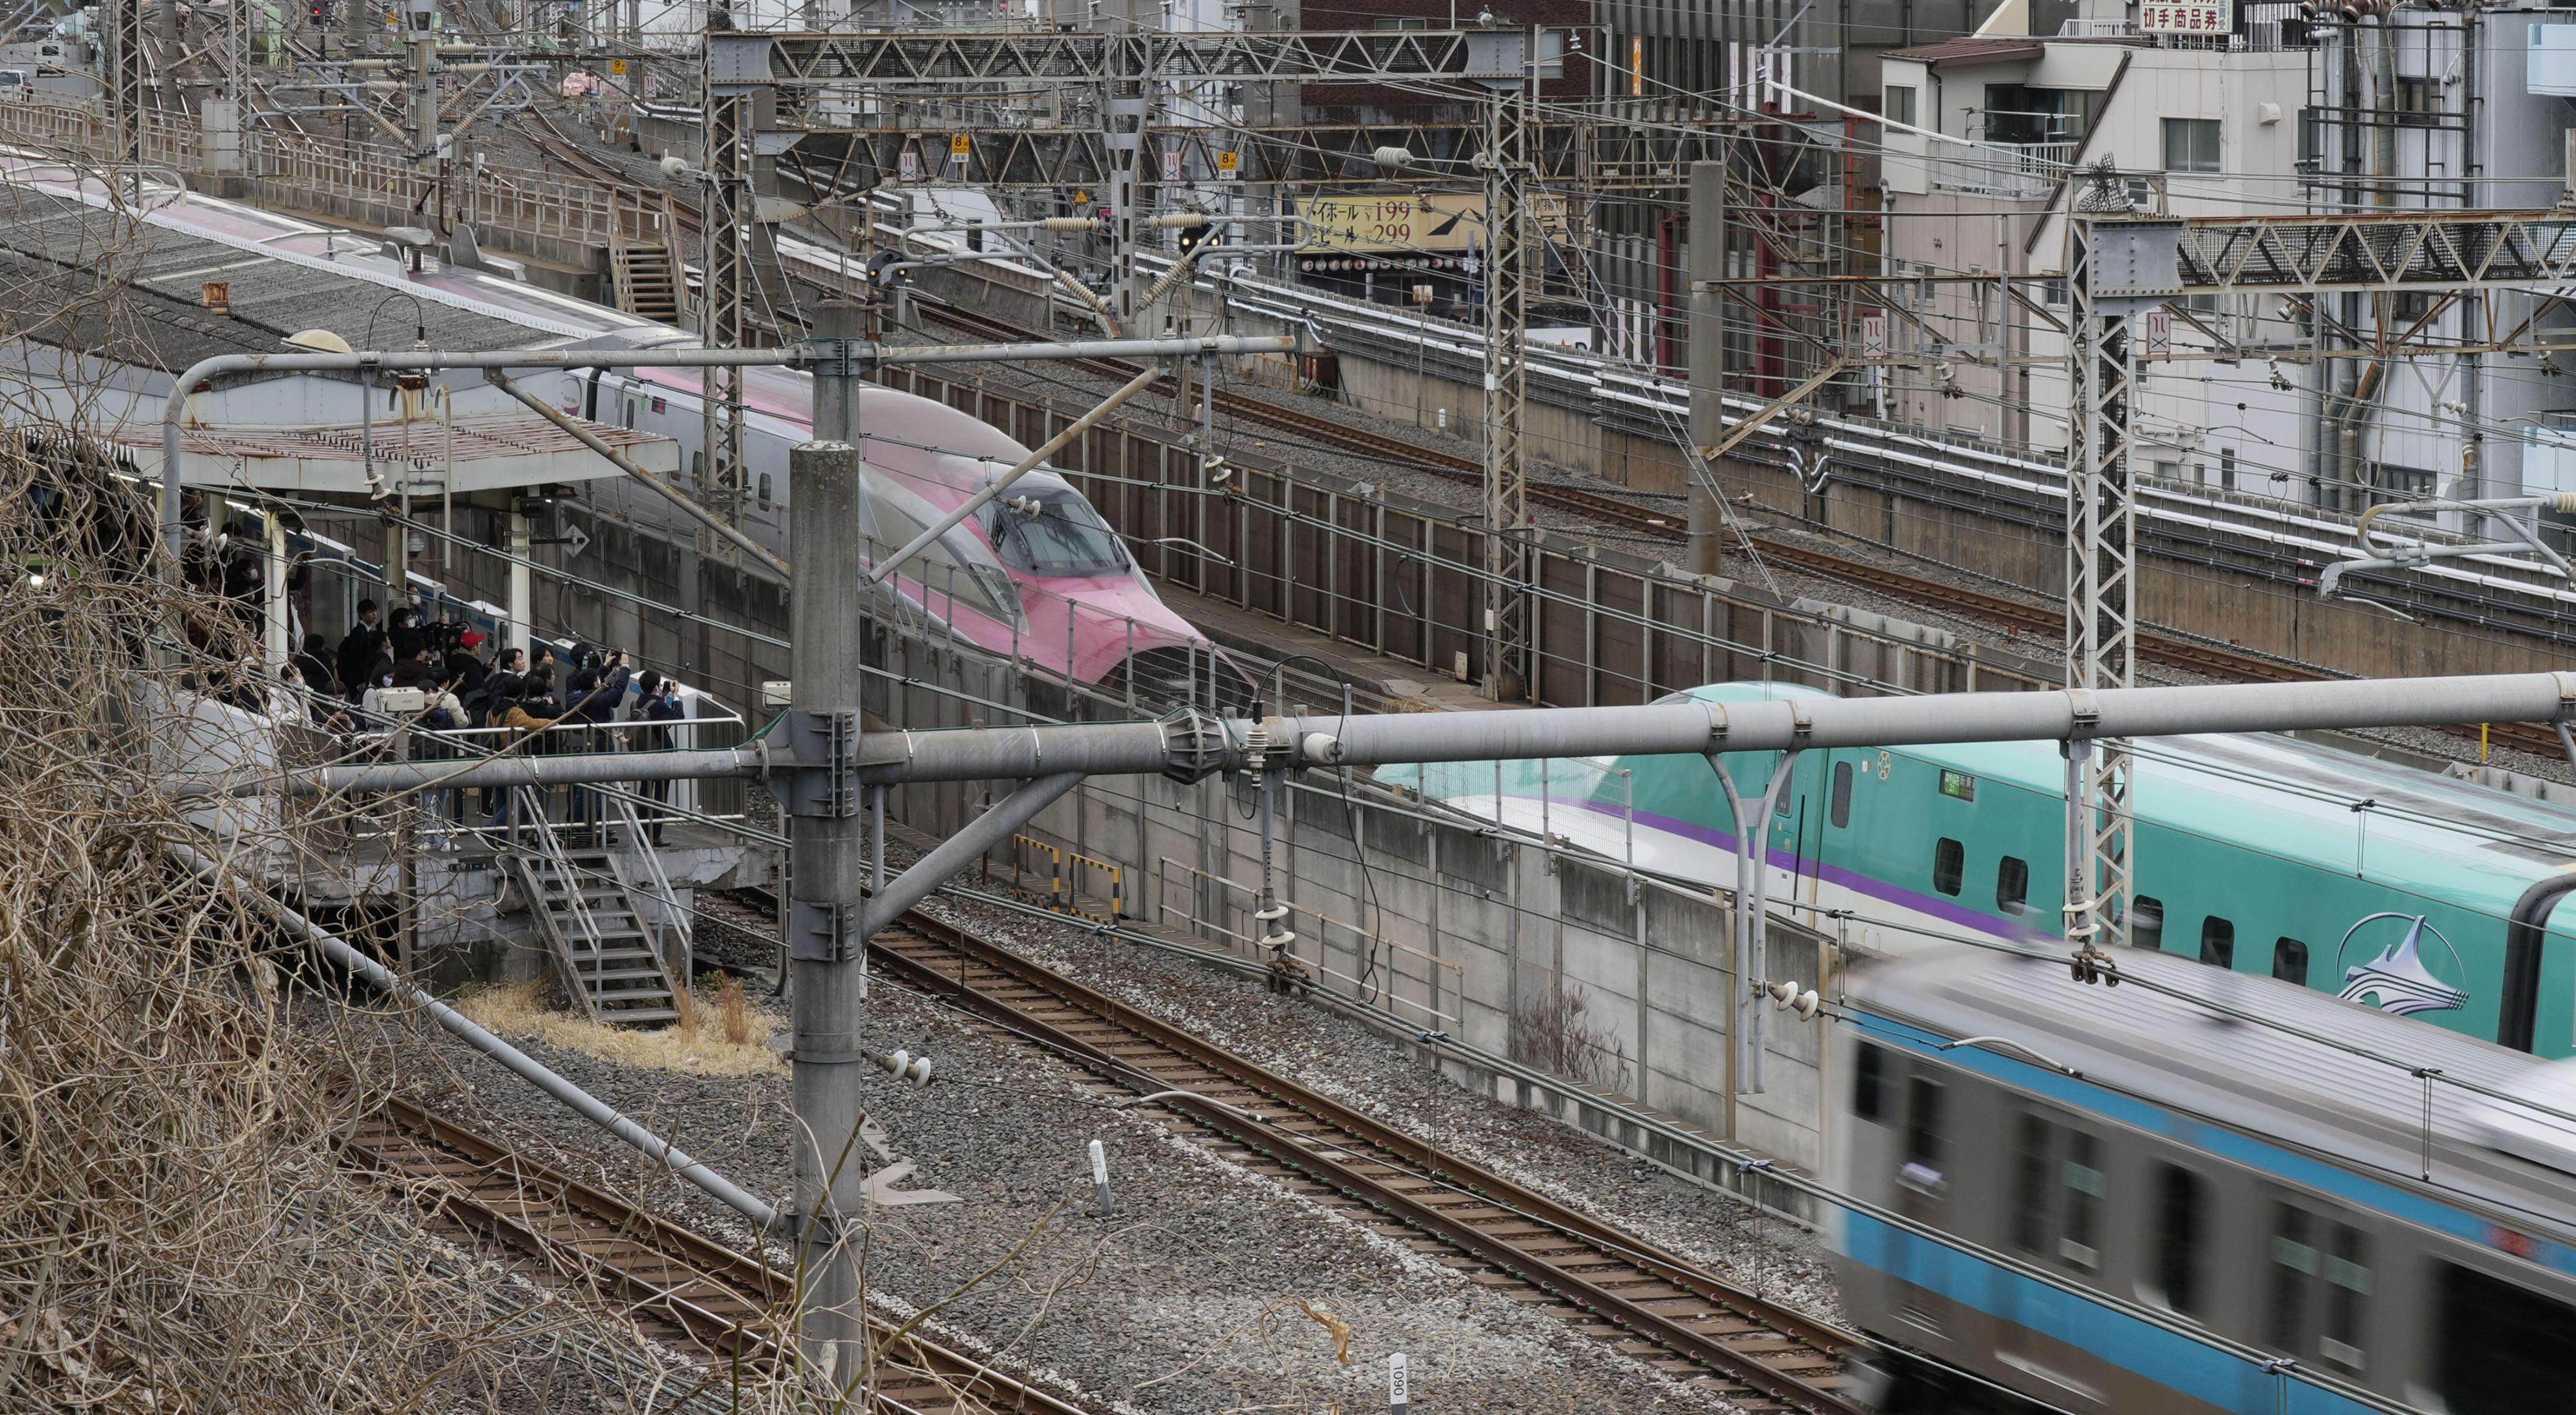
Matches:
[1927,141,2076,201]
[0,96,678,252]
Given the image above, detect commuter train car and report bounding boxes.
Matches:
[1833,942,2576,1413]
[29,155,1207,690]
[1381,681,2576,1058]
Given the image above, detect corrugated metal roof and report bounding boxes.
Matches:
[0,194,548,371]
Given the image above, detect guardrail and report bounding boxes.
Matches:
[0,97,676,252]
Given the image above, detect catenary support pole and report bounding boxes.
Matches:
[1685,158,1726,577]
[282,673,2576,798]
[785,440,870,1382]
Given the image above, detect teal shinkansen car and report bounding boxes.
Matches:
[1380,682,2576,1057]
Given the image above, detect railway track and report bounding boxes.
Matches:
[730,890,1866,1414]
[343,1095,1091,1414]
[910,296,2564,757]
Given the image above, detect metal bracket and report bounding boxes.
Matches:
[784,708,862,818]
[1787,701,1814,748]
[1704,702,1729,749]
[2063,688,2103,740]
[803,337,874,380]
[790,898,860,963]
[1157,704,1226,783]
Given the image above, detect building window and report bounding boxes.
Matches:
[2201,916,2236,968]
[2221,447,2237,492]
[2133,895,2166,951]
[1996,856,2029,916]
[1886,84,1918,131]
[2162,117,2222,174]
[2273,936,2310,984]
[1831,760,1854,829]
[1933,838,1964,896]
[2394,75,2440,126]
[2155,1164,2207,1315]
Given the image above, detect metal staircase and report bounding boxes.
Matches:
[506,786,685,1025]
[608,238,686,327]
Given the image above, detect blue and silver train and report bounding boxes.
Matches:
[1383,682,2576,1057]
[1836,942,2576,1413]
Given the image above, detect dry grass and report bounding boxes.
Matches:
[458,978,786,1077]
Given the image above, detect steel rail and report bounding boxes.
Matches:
[349,1096,1096,1414]
[837,903,1866,1414]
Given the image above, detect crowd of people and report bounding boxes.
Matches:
[284,597,690,845]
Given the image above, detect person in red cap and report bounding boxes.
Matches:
[442,629,489,702]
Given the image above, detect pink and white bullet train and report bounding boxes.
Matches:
[5,153,1208,690]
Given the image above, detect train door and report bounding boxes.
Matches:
[1766,753,1826,928]
[2501,876,2576,1055]
[1890,1058,1959,1344]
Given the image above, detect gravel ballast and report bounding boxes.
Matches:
[380,906,1811,1414]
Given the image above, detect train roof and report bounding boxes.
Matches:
[1679,683,2576,912]
[1853,942,2576,1246]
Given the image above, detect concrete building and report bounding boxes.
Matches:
[1875,0,2576,514]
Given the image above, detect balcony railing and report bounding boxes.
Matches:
[1927,140,2077,200]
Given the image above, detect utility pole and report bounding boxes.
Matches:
[1477,34,1536,701]
[2062,202,2181,977]
[1684,157,1725,577]
[402,0,438,160]
[785,438,870,1382]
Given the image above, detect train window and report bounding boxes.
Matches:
[2273,936,2310,984]
[2200,916,2236,969]
[1996,856,2029,916]
[1830,761,1853,829]
[1903,1073,1945,1171]
[757,473,774,506]
[2011,1113,2051,1254]
[2061,1129,2102,1270]
[2268,1203,2315,1353]
[2153,1164,2205,1316]
[1853,1041,1886,1121]
[988,488,1132,577]
[2322,1223,2368,1371]
[2133,896,2165,951]
[2436,1261,2576,1413]
[1933,838,1964,896]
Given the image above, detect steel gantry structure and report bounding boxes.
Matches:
[2061,201,2576,972]
[694,25,1567,694]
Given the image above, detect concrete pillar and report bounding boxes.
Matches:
[504,508,531,659]
[1686,158,1727,577]
[263,509,290,672]
[786,440,869,1383]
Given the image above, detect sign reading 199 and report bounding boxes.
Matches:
[1311,197,1415,243]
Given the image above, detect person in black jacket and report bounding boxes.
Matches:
[443,629,489,701]
[386,605,425,662]
[562,651,632,844]
[634,671,686,845]
[291,633,338,699]
[335,599,382,702]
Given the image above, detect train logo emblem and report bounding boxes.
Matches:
[2334,912,2470,1018]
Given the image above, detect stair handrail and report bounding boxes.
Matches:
[514,783,612,1013]
[610,790,693,981]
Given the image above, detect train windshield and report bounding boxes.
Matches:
[988,488,1129,577]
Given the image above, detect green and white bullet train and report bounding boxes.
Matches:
[1380,682,2576,1058]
